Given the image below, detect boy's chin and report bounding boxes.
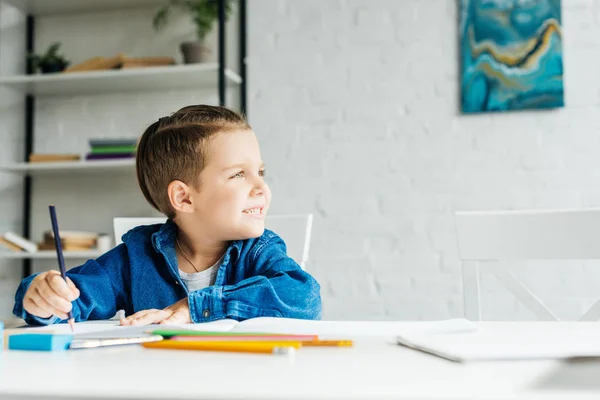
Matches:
[233,225,265,240]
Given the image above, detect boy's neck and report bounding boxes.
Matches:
[174,222,228,272]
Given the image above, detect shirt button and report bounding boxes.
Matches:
[174,281,179,286]
[202,309,210,318]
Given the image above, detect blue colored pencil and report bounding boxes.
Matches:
[48,205,75,332]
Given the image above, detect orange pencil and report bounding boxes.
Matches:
[142,340,300,355]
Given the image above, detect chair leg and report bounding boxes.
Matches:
[462,261,482,321]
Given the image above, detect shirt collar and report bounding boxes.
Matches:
[151,219,243,263]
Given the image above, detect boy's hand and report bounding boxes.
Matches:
[120,298,191,326]
[23,270,80,320]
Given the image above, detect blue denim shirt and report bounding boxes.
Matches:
[13,220,322,325]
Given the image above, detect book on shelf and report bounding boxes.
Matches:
[0,237,23,252]
[90,145,137,155]
[64,54,175,73]
[29,153,81,163]
[86,153,135,161]
[64,53,126,73]
[37,243,94,252]
[89,138,137,147]
[120,56,176,69]
[39,231,99,252]
[3,232,37,253]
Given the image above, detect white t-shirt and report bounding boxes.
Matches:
[179,255,223,292]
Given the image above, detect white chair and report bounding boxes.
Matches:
[454,208,600,321]
[113,214,313,270]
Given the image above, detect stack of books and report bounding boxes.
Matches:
[86,138,137,161]
[37,231,99,252]
[0,232,37,253]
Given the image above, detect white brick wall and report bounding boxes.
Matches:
[2,0,600,321]
[248,0,600,320]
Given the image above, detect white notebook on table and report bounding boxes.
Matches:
[397,326,600,362]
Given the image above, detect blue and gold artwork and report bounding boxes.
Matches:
[460,0,564,113]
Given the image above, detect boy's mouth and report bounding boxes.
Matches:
[242,207,264,216]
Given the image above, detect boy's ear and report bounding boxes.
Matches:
[167,180,194,214]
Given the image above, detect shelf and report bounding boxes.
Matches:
[0,250,103,259]
[4,0,166,16]
[0,159,135,175]
[0,64,242,96]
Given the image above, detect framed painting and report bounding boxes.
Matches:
[460,0,564,113]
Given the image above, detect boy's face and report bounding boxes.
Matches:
[189,129,271,240]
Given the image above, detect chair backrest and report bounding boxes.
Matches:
[113,214,313,270]
[454,208,600,321]
[455,208,600,260]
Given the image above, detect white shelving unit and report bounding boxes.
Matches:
[4,0,166,16]
[0,250,103,259]
[0,0,246,268]
[0,64,241,96]
[0,159,135,175]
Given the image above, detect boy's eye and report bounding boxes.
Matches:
[231,171,245,179]
[259,169,266,177]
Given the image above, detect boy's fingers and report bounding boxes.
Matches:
[129,309,151,320]
[160,311,186,325]
[36,284,72,314]
[65,277,80,300]
[39,270,60,279]
[121,309,154,325]
[23,296,51,318]
[131,310,171,326]
[47,274,73,300]
[35,295,68,320]
[29,291,67,319]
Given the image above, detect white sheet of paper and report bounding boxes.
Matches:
[397,325,600,362]
[232,317,477,338]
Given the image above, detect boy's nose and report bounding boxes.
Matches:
[250,185,263,196]
[250,177,266,196]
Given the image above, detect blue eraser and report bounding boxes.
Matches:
[9,333,73,351]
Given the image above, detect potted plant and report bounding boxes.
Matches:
[153,0,233,64]
[28,42,70,74]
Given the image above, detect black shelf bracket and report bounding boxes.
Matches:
[218,0,226,107]
[22,14,35,279]
[239,0,247,117]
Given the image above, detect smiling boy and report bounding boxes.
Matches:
[14,105,322,326]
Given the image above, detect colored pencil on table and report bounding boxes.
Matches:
[169,335,317,342]
[142,340,299,355]
[168,336,353,347]
[48,205,75,332]
[149,329,317,340]
[302,340,353,347]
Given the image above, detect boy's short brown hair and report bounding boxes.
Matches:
[136,105,251,219]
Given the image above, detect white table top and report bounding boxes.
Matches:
[1,321,600,400]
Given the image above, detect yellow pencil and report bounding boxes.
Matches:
[302,340,354,347]
[142,340,300,355]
